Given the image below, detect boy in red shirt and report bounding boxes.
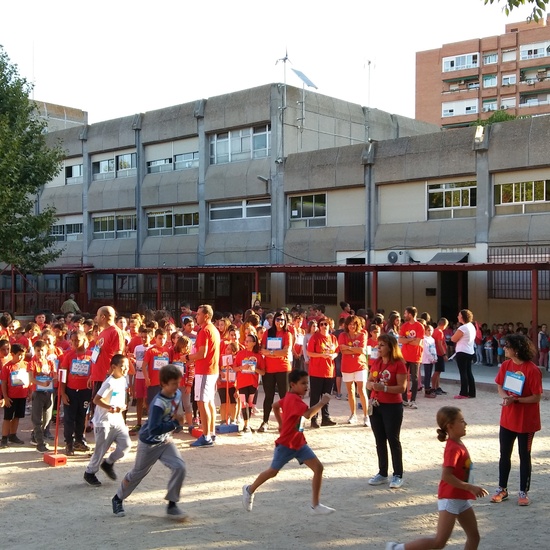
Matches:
[1,344,30,447]
[143,328,170,406]
[242,369,335,515]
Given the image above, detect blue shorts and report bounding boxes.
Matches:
[270,443,316,470]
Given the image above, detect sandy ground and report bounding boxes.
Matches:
[1,381,548,550]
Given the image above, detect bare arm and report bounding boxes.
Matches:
[441,466,488,499]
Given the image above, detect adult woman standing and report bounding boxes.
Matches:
[366,334,407,489]
[338,316,370,426]
[259,311,293,432]
[302,320,318,373]
[307,317,338,428]
[386,313,401,339]
[491,334,542,506]
[451,309,476,399]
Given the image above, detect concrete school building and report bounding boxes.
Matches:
[416,15,550,128]
[4,83,550,326]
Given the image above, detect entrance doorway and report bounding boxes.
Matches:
[440,270,468,322]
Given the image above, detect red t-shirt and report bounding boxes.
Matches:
[370,357,407,404]
[143,345,170,386]
[307,332,338,378]
[275,392,308,450]
[60,349,92,391]
[338,331,368,373]
[495,359,542,433]
[438,438,475,500]
[194,323,220,376]
[433,327,447,356]
[399,320,425,363]
[262,331,292,373]
[235,349,264,389]
[1,358,30,398]
[90,324,125,382]
[29,356,56,391]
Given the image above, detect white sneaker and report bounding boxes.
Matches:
[389,475,404,488]
[368,473,389,485]
[242,485,254,511]
[347,414,357,424]
[408,401,418,410]
[310,503,335,515]
[363,416,370,427]
[386,543,400,550]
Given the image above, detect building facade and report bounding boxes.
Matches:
[416,15,550,128]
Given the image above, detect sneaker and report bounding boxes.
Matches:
[363,416,371,427]
[424,389,436,398]
[44,430,54,441]
[335,393,342,400]
[257,422,268,433]
[310,419,320,429]
[112,495,125,517]
[31,432,37,444]
[408,401,418,410]
[0,439,8,449]
[454,395,469,400]
[518,491,530,506]
[167,503,188,517]
[242,485,254,511]
[389,475,404,488]
[402,401,410,408]
[84,472,102,487]
[490,487,508,503]
[321,418,337,427]
[435,387,447,395]
[310,503,335,515]
[190,435,214,448]
[241,426,251,433]
[128,425,141,435]
[348,414,358,424]
[101,460,117,480]
[8,435,24,445]
[36,443,49,453]
[74,441,90,452]
[368,473,389,486]
[65,444,75,456]
[386,543,400,550]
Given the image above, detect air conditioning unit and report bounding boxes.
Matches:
[459,80,465,85]
[500,105,509,110]
[387,250,410,264]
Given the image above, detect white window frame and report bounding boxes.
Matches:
[494,179,550,214]
[482,99,497,112]
[483,52,498,65]
[483,74,497,88]
[427,181,477,220]
[520,42,550,60]
[209,124,271,165]
[174,152,199,170]
[502,74,517,86]
[442,53,479,72]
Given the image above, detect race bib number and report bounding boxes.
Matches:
[220,368,236,383]
[35,375,54,392]
[10,369,29,387]
[153,356,169,371]
[91,345,100,363]
[70,359,91,376]
[267,337,283,350]
[241,359,256,374]
[172,361,186,375]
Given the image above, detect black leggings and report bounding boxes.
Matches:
[456,352,476,397]
[498,425,535,493]
[369,402,404,477]
[309,375,334,421]
[262,372,289,423]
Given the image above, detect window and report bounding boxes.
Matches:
[520,42,550,60]
[428,181,477,220]
[502,50,516,62]
[147,158,172,173]
[494,179,550,214]
[50,222,83,242]
[209,199,271,220]
[289,194,326,227]
[441,99,478,118]
[500,96,516,109]
[442,53,478,72]
[482,99,497,112]
[146,210,200,236]
[92,213,136,239]
[92,274,114,299]
[116,274,137,293]
[286,272,337,305]
[483,52,498,64]
[519,93,550,108]
[92,159,115,181]
[209,124,271,164]
[174,152,199,170]
[488,246,550,299]
[483,74,497,88]
[502,74,517,86]
[65,164,83,184]
[116,153,137,177]
[467,81,480,90]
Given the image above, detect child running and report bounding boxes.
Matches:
[242,368,335,515]
[386,406,488,550]
[111,363,187,517]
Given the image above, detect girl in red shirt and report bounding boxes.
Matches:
[386,406,488,550]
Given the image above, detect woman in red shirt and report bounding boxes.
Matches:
[366,334,407,489]
[491,333,542,507]
[259,311,293,433]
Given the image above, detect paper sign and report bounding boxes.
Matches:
[267,337,283,350]
[35,375,54,392]
[503,371,525,396]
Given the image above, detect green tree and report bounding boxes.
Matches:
[484,0,549,21]
[471,109,522,126]
[0,47,64,272]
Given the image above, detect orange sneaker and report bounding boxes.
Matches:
[518,491,530,506]
[490,488,508,503]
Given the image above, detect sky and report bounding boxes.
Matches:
[0,0,539,124]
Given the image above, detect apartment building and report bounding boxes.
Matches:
[416,15,550,128]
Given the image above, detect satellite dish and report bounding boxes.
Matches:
[388,251,398,264]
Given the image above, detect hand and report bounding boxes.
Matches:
[501,395,516,406]
[471,485,489,499]
[373,382,385,392]
[172,413,184,425]
[4,396,12,408]
[320,393,331,404]
[144,377,151,387]
[61,394,70,406]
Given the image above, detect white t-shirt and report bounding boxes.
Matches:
[455,323,476,355]
[134,343,150,380]
[92,375,127,427]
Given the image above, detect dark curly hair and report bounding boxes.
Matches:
[504,333,536,362]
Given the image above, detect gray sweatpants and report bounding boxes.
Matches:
[85,424,131,474]
[31,391,53,446]
[117,438,186,503]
